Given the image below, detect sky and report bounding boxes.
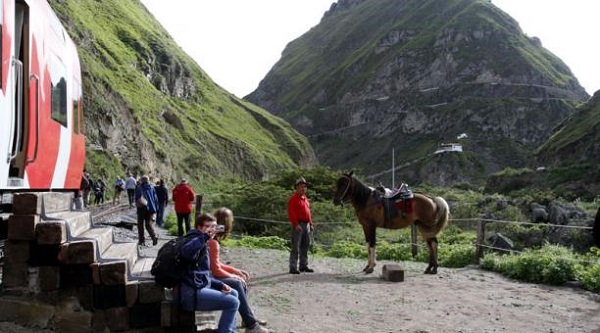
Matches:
[140,0,599,98]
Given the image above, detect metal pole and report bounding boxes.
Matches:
[392,148,395,188]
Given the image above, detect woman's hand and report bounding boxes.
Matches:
[238,270,250,280]
[221,284,232,294]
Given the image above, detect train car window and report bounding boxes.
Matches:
[50,56,68,127]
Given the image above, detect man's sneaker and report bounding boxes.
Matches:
[289,268,300,274]
[299,267,314,273]
[245,323,273,333]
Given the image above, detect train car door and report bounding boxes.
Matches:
[0,0,27,189]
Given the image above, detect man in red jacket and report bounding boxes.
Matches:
[287,177,314,274]
[172,179,196,236]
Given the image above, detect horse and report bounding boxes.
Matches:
[332,171,450,274]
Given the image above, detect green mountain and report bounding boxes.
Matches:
[247,0,589,187]
[49,0,316,186]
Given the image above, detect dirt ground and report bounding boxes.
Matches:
[221,247,600,333]
[1,215,599,333]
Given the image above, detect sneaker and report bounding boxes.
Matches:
[245,323,272,333]
[289,268,300,274]
[299,267,314,273]
[240,319,268,329]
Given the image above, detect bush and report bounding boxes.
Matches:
[438,244,476,268]
[481,244,577,285]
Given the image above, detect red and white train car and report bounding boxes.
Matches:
[1,0,84,193]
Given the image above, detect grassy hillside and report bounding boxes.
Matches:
[50,0,316,187]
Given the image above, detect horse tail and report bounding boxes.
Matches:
[432,196,450,233]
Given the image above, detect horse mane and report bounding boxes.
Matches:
[350,175,373,208]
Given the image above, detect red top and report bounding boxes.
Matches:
[207,239,241,278]
[172,183,195,214]
[287,192,312,229]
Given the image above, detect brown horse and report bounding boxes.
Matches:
[332,171,450,274]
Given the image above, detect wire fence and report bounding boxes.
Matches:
[224,214,595,263]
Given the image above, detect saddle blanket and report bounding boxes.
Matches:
[395,198,413,214]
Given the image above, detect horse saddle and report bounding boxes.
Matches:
[374,187,414,227]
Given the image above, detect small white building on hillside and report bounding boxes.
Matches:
[434,143,463,154]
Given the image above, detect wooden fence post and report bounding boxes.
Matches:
[475,218,486,264]
[410,225,418,258]
[194,194,203,224]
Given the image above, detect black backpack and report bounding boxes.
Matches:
[151,234,199,288]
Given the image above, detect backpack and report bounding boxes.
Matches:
[151,234,200,288]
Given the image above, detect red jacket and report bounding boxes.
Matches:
[172,183,195,214]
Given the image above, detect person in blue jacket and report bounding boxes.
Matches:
[134,175,159,246]
[179,213,240,333]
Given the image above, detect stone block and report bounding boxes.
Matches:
[130,302,161,328]
[8,214,40,240]
[93,285,126,309]
[30,244,61,266]
[60,264,92,287]
[36,220,67,245]
[125,281,139,307]
[40,192,73,215]
[39,266,61,291]
[12,193,42,215]
[382,264,404,282]
[3,241,30,288]
[105,306,130,331]
[138,280,164,304]
[58,240,96,265]
[100,260,128,285]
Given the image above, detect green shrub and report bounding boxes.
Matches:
[325,241,366,259]
[438,244,476,268]
[481,244,577,285]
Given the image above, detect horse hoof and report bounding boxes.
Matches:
[424,268,438,275]
[364,267,374,274]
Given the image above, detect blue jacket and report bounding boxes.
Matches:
[135,183,159,213]
[179,229,225,310]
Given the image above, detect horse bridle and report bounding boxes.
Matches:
[336,174,353,203]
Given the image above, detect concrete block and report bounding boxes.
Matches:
[12,193,42,215]
[382,264,404,282]
[100,260,128,285]
[130,302,161,328]
[39,266,61,291]
[8,214,39,240]
[36,220,67,245]
[138,280,164,304]
[105,306,130,331]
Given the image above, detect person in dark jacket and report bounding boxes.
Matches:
[179,213,240,333]
[134,175,159,246]
[154,179,169,227]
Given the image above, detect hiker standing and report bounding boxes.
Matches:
[135,175,159,246]
[172,179,195,236]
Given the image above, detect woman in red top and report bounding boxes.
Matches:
[207,207,271,333]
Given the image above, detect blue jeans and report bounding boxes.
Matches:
[180,285,239,333]
[156,202,165,226]
[177,213,191,236]
[219,277,257,328]
[289,222,311,270]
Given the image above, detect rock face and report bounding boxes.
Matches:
[247,0,588,186]
[50,0,316,185]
